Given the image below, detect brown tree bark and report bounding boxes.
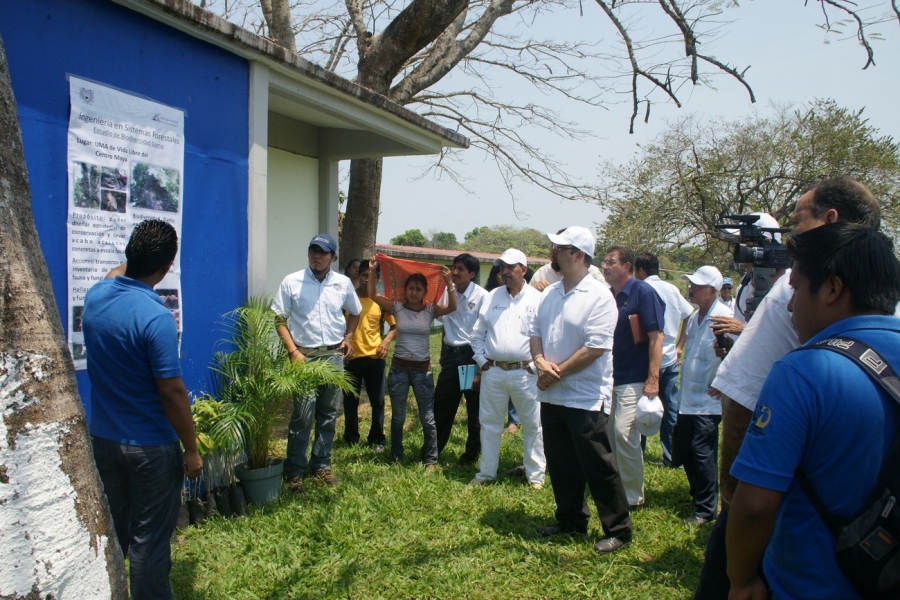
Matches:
[260,0,296,52]
[0,35,127,598]
[342,158,384,261]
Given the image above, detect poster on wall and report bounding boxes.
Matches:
[66,76,185,369]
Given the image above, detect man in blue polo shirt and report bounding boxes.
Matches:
[727,222,900,600]
[603,245,665,510]
[83,219,201,600]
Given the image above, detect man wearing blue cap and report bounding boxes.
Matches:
[272,233,362,492]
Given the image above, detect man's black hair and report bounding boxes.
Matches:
[635,252,660,276]
[453,253,480,275]
[788,222,900,314]
[606,245,635,274]
[805,176,882,229]
[124,219,178,279]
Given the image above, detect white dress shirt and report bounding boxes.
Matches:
[439,281,488,347]
[271,268,362,348]
[643,275,694,368]
[472,284,542,368]
[531,275,617,412]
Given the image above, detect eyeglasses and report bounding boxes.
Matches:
[688,282,713,290]
[602,259,619,266]
[552,244,576,252]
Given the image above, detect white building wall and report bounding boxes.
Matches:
[266,148,319,294]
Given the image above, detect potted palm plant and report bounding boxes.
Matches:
[211,296,351,505]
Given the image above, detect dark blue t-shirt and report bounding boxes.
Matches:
[83,276,182,445]
[732,315,900,599]
[611,276,665,385]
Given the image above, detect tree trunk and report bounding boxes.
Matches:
[260,0,296,52]
[0,35,128,598]
[341,157,383,260]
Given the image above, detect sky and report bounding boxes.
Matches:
[370,1,900,244]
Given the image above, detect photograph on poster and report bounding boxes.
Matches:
[73,162,100,209]
[72,305,84,332]
[130,163,180,213]
[100,166,128,190]
[101,190,126,213]
[72,343,87,360]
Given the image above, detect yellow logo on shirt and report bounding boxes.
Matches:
[755,406,772,429]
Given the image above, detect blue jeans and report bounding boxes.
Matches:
[92,436,183,600]
[285,352,344,477]
[507,399,520,426]
[387,367,438,464]
[658,363,680,464]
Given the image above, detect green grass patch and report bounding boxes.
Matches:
[172,332,709,599]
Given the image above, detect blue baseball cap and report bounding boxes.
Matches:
[308,233,337,253]
[722,277,734,287]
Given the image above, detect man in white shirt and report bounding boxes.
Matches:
[718,277,734,312]
[635,252,694,467]
[272,233,362,492]
[675,266,731,527]
[433,253,489,465]
[531,228,605,291]
[694,177,884,599]
[530,226,632,554]
[471,249,545,488]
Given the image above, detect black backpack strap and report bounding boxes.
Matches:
[792,336,900,536]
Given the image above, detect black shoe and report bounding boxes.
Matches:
[537,524,586,536]
[683,515,713,527]
[594,535,631,554]
[457,456,476,466]
[628,504,644,512]
[504,465,526,477]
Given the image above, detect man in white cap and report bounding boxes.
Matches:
[272,232,361,492]
[531,228,605,291]
[675,266,731,527]
[602,245,665,510]
[718,277,735,312]
[530,226,632,554]
[470,248,545,488]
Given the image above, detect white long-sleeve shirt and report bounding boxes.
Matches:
[472,284,542,368]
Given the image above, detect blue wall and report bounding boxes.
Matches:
[1,0,250,411]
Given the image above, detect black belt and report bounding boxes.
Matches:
[300,343,342,356]
[443,344,472,354]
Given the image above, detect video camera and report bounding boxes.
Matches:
[716,214,792,319]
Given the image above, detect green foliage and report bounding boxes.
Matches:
[464,226,490,241]
[597,99,900,268]
[172,338,709,598]
[210,296,352,470]
[429,231,459,249]
[462,225,550,258]
[390,228,428,247]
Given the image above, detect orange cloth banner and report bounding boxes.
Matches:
[375,252,448,306]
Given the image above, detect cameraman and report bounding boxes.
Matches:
[694,177,883,599]
[709,213,785,339]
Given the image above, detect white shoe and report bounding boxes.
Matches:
[469,477,489,486]
[530,482,544,491]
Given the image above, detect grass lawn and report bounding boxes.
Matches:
[171,332,710,599]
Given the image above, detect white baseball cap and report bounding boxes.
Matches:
[494,248,527,267]
[681,265,724,291]
[635,395,664,436]
[546,226,595,258]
